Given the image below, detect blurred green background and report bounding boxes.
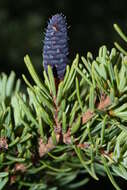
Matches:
[0,0,127,78]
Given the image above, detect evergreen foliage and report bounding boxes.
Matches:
[1,20,127,189]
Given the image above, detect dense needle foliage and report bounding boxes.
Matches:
[0,19,127,190]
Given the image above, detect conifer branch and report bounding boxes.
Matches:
[1,19,127,189]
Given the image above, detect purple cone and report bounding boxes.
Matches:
[43,14,69,79]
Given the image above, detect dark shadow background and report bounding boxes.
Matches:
[1,0,127,77]
[0,0,127,189]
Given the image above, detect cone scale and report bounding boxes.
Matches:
[43,13,68,79]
